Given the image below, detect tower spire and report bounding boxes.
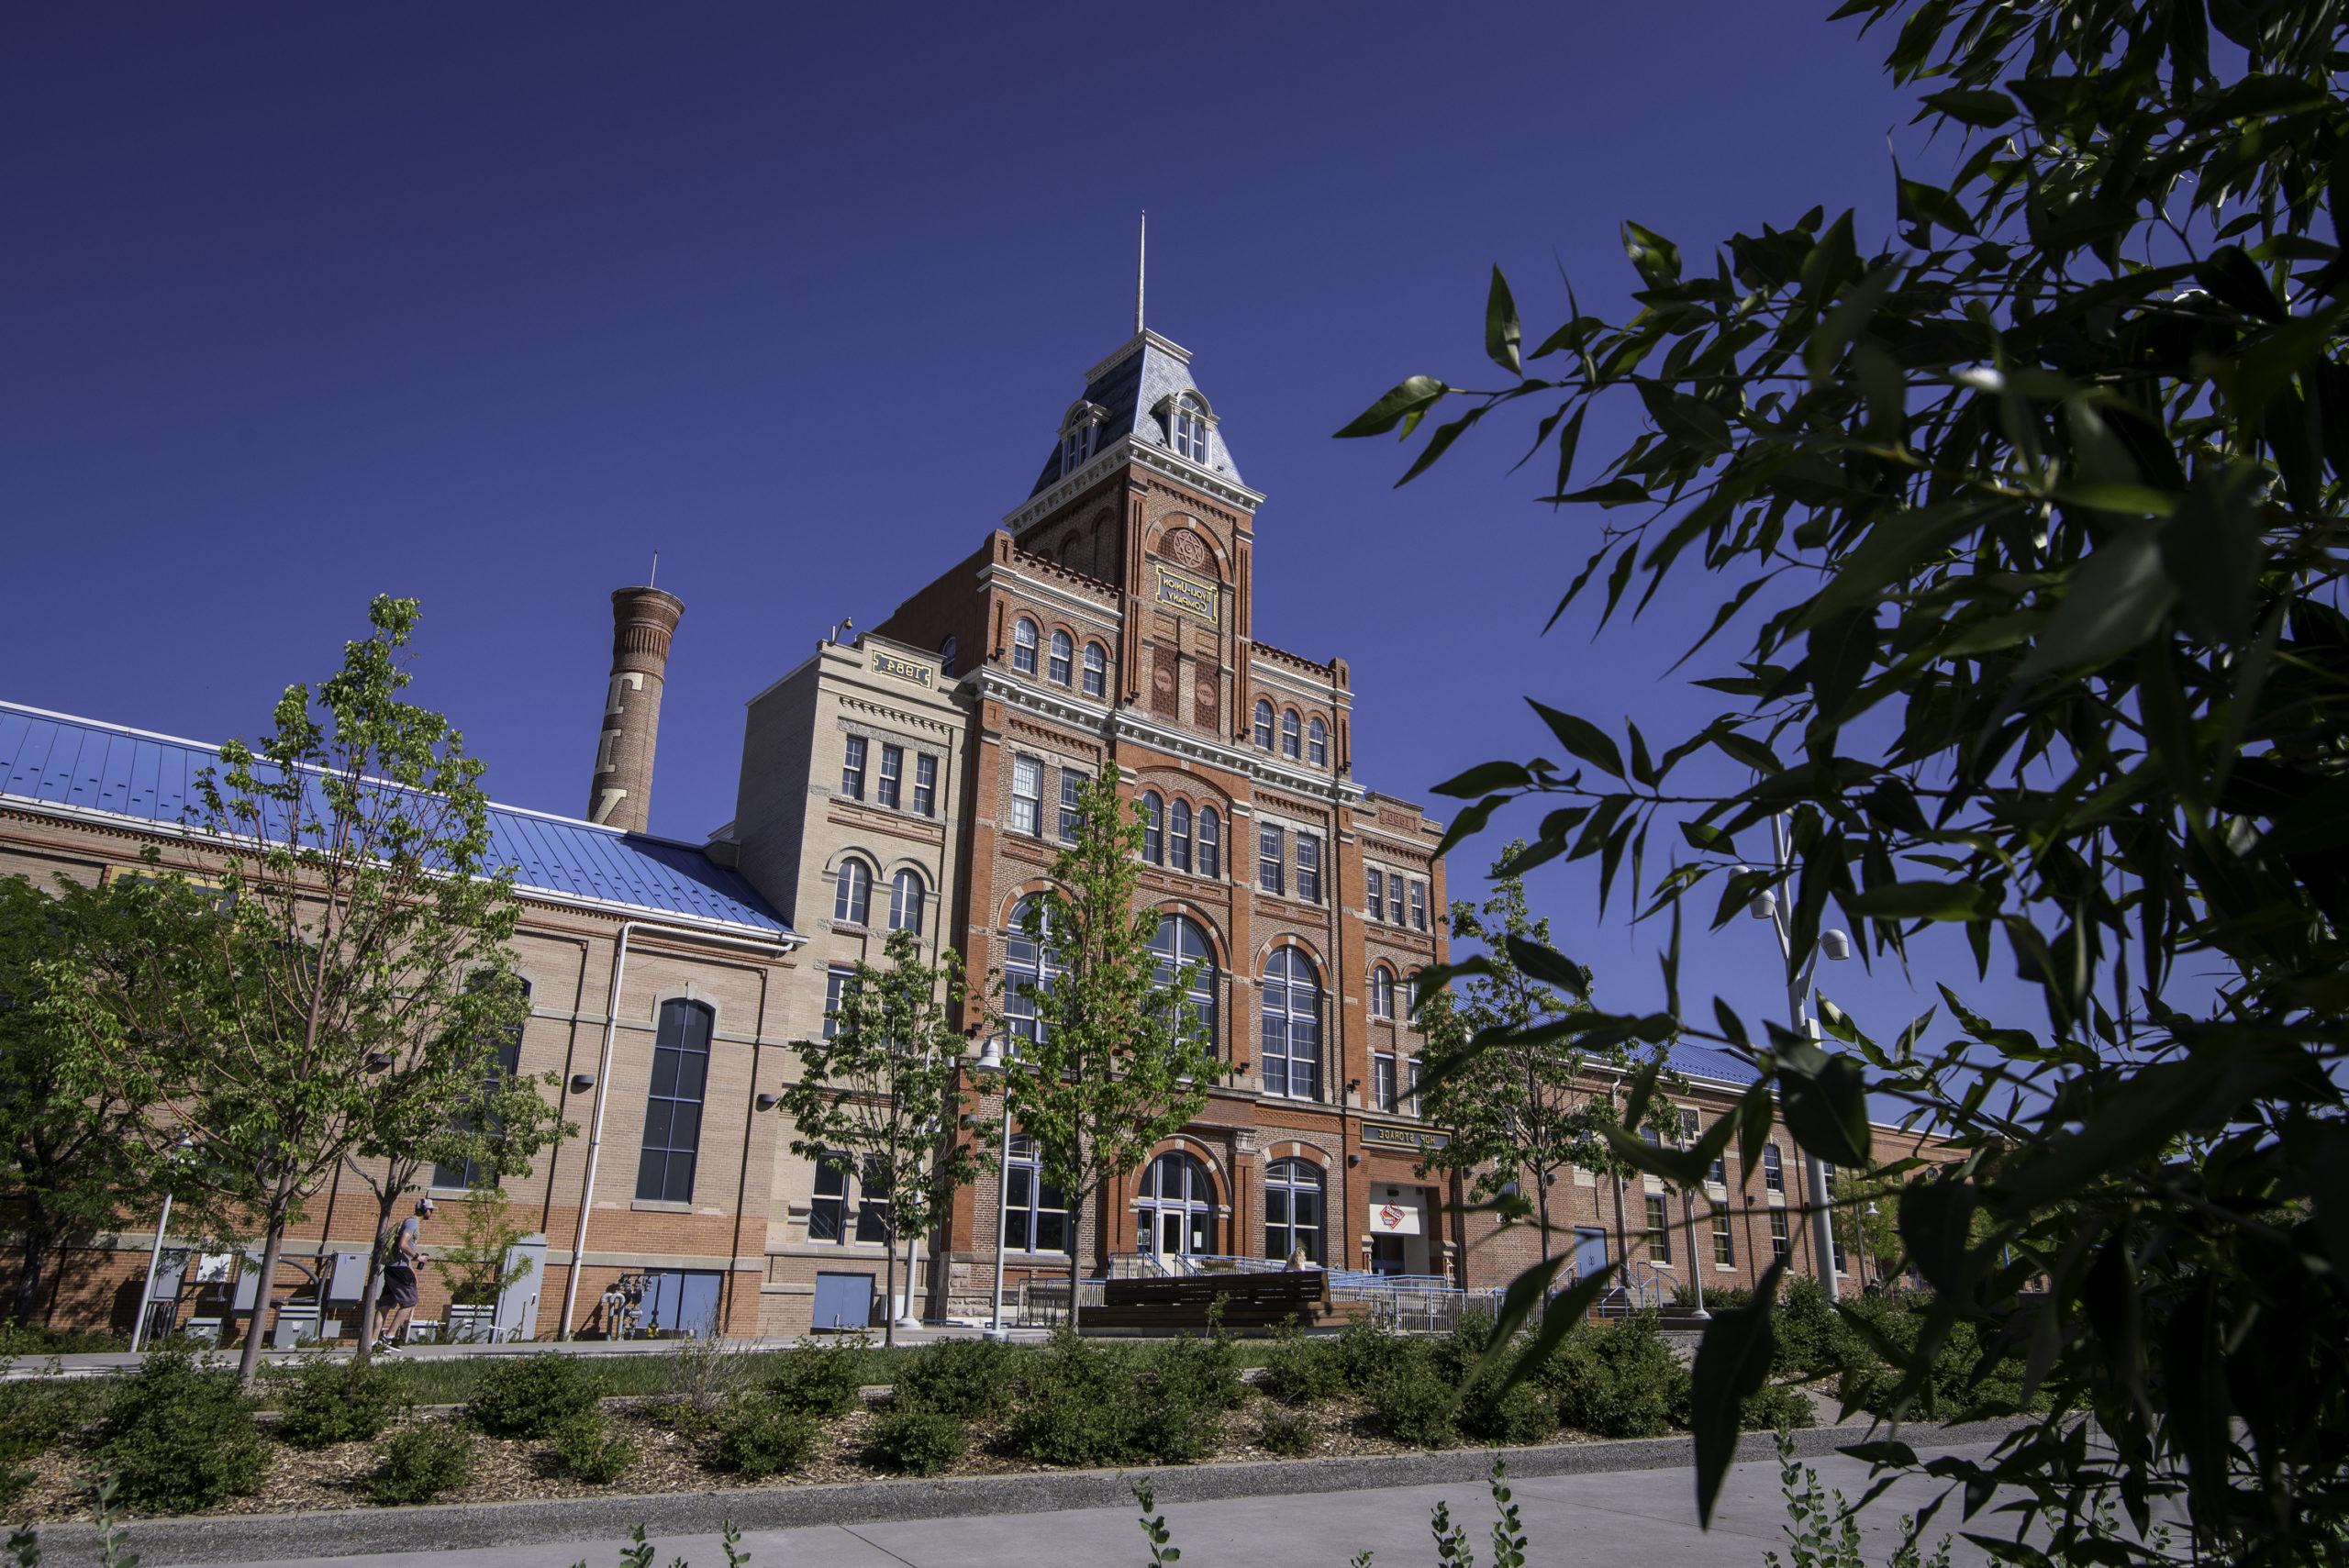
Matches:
[1134,210,1146,335]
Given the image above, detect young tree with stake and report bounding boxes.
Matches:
[996,771,1226,1332]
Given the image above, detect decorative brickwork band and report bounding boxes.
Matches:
[587,585,685,833]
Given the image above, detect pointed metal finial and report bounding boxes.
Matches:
[648,551,659,589]
[1135,210,1147,335]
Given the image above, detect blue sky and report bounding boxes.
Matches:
[4,3,2053,1066]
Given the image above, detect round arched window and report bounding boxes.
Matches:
[1137,1151,1215,1257]
[1151,913,1218,1052]
[832,859,872,925]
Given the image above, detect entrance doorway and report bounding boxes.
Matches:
[1135,1151,1216,1263]
[1574,1227,1609,1284]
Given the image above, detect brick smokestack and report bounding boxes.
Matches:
[586,585,684,833]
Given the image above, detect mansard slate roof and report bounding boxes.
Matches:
[1028,329,1247,497]
[0,702,792,939]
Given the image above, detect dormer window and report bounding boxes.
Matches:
[1059,403,1106,476]
[1171,395,1210,463]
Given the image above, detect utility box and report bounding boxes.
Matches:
[495,1234,547,1342]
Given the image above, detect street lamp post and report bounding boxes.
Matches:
[1749,813,1854,1302]
[1676,1116,1709,1322]
[129,1136,195,1354]
[971,1038,1016,1340]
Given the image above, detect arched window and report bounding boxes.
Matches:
[1168,798,1192,873]
[1012,617,1040,675]
[634,998,712,1203]
[1136,1150,1215,1257]
[1000,1134,1069,1253]
[1151,913,1218,1051]
[832,859,872,925]
[1048,628,1074,686]
[1762,1143,1785,1194]
[1253,699,1275,749]
[1141,791,1164,863]
[1197,806,1221,879]
[1308,716,1329,766]
[1171,396,1210,463]
[889,869,925,934]
[1004,895,1063,1051]
[939,635,957,676]
[1370,966,1396,1020]
[1261,948,1322,1100]
[1281,708,1302,758]
[1061,418,1097,474]
[1265,1159,1324,1263]
[1082,641,1108,698]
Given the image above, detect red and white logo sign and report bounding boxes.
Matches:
[1379,1204,1406,1229]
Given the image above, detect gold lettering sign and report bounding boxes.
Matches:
[1153,562,1217,618]
[869,651,932,688]
[1360,1122,1451,1154]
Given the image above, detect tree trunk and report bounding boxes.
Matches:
[1063,1190,1085,1335]
[13,1219,53,1330]
[351,1191,397,1363]
[1534,1167,1554,1268]
[237,1215,289,1386]
[880,1229,897,1348]
[1611,1171,1630,1277]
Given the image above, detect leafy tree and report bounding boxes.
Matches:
[53,596,532,1384]
[779,927,985,1347]
[0,873,207,1328]
[996,771,1227,1331]
[1413,851,1666,1273]
[1342,1,2349,1556]
[430,1183,536,1308]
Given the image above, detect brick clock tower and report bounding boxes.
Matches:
[874,318,1454,1315]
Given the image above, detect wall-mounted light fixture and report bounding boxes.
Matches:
[1347,1153,1361,1167]
[570,1073,597,1094]
[755,1093,782,1112]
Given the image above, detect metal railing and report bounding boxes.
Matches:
[1105,1251,1290,1280]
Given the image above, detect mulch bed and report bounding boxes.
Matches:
[6,1393,1604,1525]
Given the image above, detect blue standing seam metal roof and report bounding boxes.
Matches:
[0,702,792,939]
[1662,1040,1763,1088]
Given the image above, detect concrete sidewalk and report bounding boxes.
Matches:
[159,1443,2012,1568]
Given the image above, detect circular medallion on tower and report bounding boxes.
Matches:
[1163,527,1209,572]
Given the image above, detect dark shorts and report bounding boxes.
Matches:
[384,1266,418,1307]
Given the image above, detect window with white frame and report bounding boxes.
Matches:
[1048,628,1073,686]
[1151,913,1218,1052]
[1082,641,1108,697]
[1012,617,1040,674]
[1265,1159,1324,1263]
[912,753,937,817]
[855,1153,891,1242]
[1386,875,1405,924]
[1010,754,1042,837]
[1711,1207,1735,1266]
[1403,970,1419,1019]
[1141,790,1164,862]
[1371,966,1396,1020]
[634,998,712,1203]
[1409,880,1428,930]
[1762,1143,1785,1193]
[822,965,854,1040]
[889,869,925,934]
[1253,699,1275,749]
[877,744,902,809]
[833,859,872,924]
[1406,1056,1422,1116]
[810,1154,850,1242]
[841,735,867,800]
[1058,772,1083,842]
[1646,1195,1673,1264]
[1258,823,1285,896]
[1281,708,1301,758]
[1197,806,1221,879]
[1004,895,1061,1051]
[1373,1051,1397,1112]
[1366,867,1385,920]
[1168,798,1191,872]
[1296,833,1322,903]
[1308,715,1328,766]
[1260,947,1321,1099]
[1000,1134,1068,1252]
[939,635,957,677]
[1770,1207,1790,1261]
[1060,419,1096,474]
[1137,1151,1216,1255]
[1171,396,1210,462]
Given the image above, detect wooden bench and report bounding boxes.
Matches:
[1085,1270,1364,1333]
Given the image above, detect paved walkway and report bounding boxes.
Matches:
[160,1443,2015,1568]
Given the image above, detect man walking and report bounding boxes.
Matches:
[375,1196,435,1353]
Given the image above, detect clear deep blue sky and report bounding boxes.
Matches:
[5,4,2049,1061]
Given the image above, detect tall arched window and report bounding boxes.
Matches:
[1762,1143,1785,1194]
[939,635,957,676]
[833,859,872,925]
[1082,641,1108,698]
[1281,709,1302,758]
[1308,716,1329,766]
[1141,791,1164,862]
[1048,628,1074,685]
[1265,1159,1324,1263]
[1004,895,1063,1051]
[634,998,712,1203]
[1253,699,1275,749]
[1370,965,1397,1020]
[1151,913,1218,1051]
[1012,617,1040,675]
[889,869,925,934]
[1137,1151,1215,1257]
[1197,806,1221,879]
[1168,799,1192,873]
[1261,948,1322,1100]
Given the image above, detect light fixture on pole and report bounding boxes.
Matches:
[1675,1115,1709,1322]
[971,1037,1016,1341]
[130,1135,195,1354]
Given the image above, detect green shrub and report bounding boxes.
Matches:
[0,1324,120,1357]
[1367,1353,1460,1449]
[1773,1276,1842,1377]
[867,1407,968,1475]
[0,1379,104,1463]
[92,1349,266,1513]
[1678,1283,1754,1314]
[1143,1329,1245,1413]
[271,1358,409,1448]
[710,1394,817,1477]
[0,1464,31,1518]
[465,1352,602,1439]
[765,1335,868,1418]
[548,1410,635,1485]
[1257,1406,1317,1457]
[893,1336,1014,1418]
[1460,1369,1556,1446]
[368,1423,473,1505]
[1257,1324,1346,1406]
[1742,1382,1816,1432]
[1833,1293,2032,1418]
[1334,1317,1414,1393]
[1543,1313,1689,1439]
[1431,1308,1496,1385]
[1003,1332,1133,1466]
